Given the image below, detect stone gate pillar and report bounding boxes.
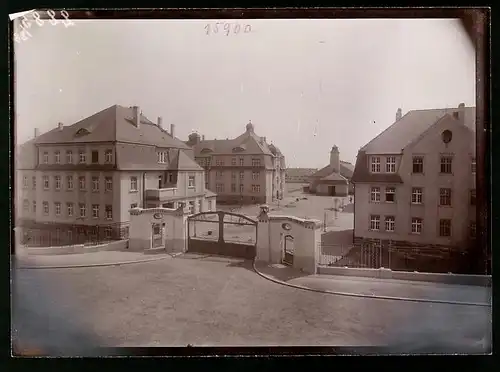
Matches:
[256,205,270,262]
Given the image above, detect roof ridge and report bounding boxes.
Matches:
[359,111,412,152]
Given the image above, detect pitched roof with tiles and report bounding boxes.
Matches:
[310,161,354,180]
[33,105,191,150]
[361,106,475,154]
[189,123,283,158]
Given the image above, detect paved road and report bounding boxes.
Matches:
[12,255,491,354]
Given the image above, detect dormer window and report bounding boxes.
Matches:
[385,156,396,173]
[43,152,49,164]
[370,156,381,173]
[76,128,90,136]
[201,148,213,154]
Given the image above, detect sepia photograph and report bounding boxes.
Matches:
[10,8,491,357]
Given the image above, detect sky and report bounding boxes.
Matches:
[14,18,475,168]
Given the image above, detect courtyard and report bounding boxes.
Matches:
[12,255,491,354]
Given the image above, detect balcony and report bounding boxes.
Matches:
[145,187,178,201]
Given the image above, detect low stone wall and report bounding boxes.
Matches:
[25,240,129,256]
[188,238,256,259]
[317,266,491,287]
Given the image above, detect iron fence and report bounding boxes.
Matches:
[318,241,473,274]
[19,222,129,248]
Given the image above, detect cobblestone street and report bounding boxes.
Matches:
[13,255,491,354]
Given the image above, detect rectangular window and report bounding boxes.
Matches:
[370,156,381,173]
[231,183,236,192]
[130,176,138,191]
[370,186,380,202]
[67,175,73,190]
[67,202,73,217]
[91,150,99,164]
[239,184,244,193]
[411,187,423,204]
[239,171,244,180]
[105,150,113,163]
[385,216,395,232]
[54,151,61,164]
[66,150,73,164]
[370,215,380,231]
[43,201,49,215]
[79,150,86,164]
[252,158,261,167]
[32,200,36,213]
[55,202,61,216]
[231,157,236,166]
[55,175,61,190]
[439,188,452,206]
[412,156,424,174]
[216,159,224,166]
[104,227,112,239]
[92,176,99,192]
[239,158,244,166]
[157,151,166,164]
[385,187,396,203]
[23,176,28,188]
[216,183,224,193]
[23,199,29,211]
[105,177,112,191]
[439,219,451,237]
[469,222,476,239]
[440,156,453,174]
[188,176,195,187]
[168,173,174,183]
[79,203,86,218]
[471,157,476,173]
[470,189,476,206]
[231,171,236,180]
[252,171,260,180]
[385,156,396,173]
[92,204,99,218]
[43,175,49,190]
[216,171,223,179]
[32,176,36,189]
[206,158,211,167]
[252,184,261,193]
[43,152,49,164]
[79,176,86,191]
[411,217,423,234]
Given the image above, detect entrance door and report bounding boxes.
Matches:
[328,186,336,196]
[152,223,164,248]
[283,235,294,265]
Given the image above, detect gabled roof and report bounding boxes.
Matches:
[310,161,354,180]
[361,106,475,154]
[320,172,348,183]
[189,124,282,157]
[32,105,190,150]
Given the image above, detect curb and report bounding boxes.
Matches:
[16,253,178,270]
[252,261,491,308]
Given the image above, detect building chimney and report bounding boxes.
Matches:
[132,106,140,128]
[58,122,64,131]
[157,116,163,128]
[458,102,465,122]
[330,145,340,173]
[34,128,39,138]
[396,108,402,121]
[170,124,175,138]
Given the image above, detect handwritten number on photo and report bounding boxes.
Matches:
[32,12,44,27]
[47,10,59,25]
[234,24,241,34]
[61,10,74,27]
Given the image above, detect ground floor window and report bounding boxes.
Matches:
[411,217,423,234]
[369,215,380,231]
[439,219,451,237]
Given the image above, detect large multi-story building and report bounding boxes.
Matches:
[16,105,216,245]
[351,103,476,251]
[185,122,286,205]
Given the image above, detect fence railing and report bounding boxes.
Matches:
[318,242,473,274]
[19,222,129,248]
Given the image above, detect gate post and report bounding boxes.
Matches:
[255,205,271,262]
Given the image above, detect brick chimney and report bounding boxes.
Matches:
[396,108,402,121]
[157,116,163,129]
[458,102,465,122]
[58,122,64,131]
[34,128,39,138]
[132,106,140,128]
[170,124,175,138]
